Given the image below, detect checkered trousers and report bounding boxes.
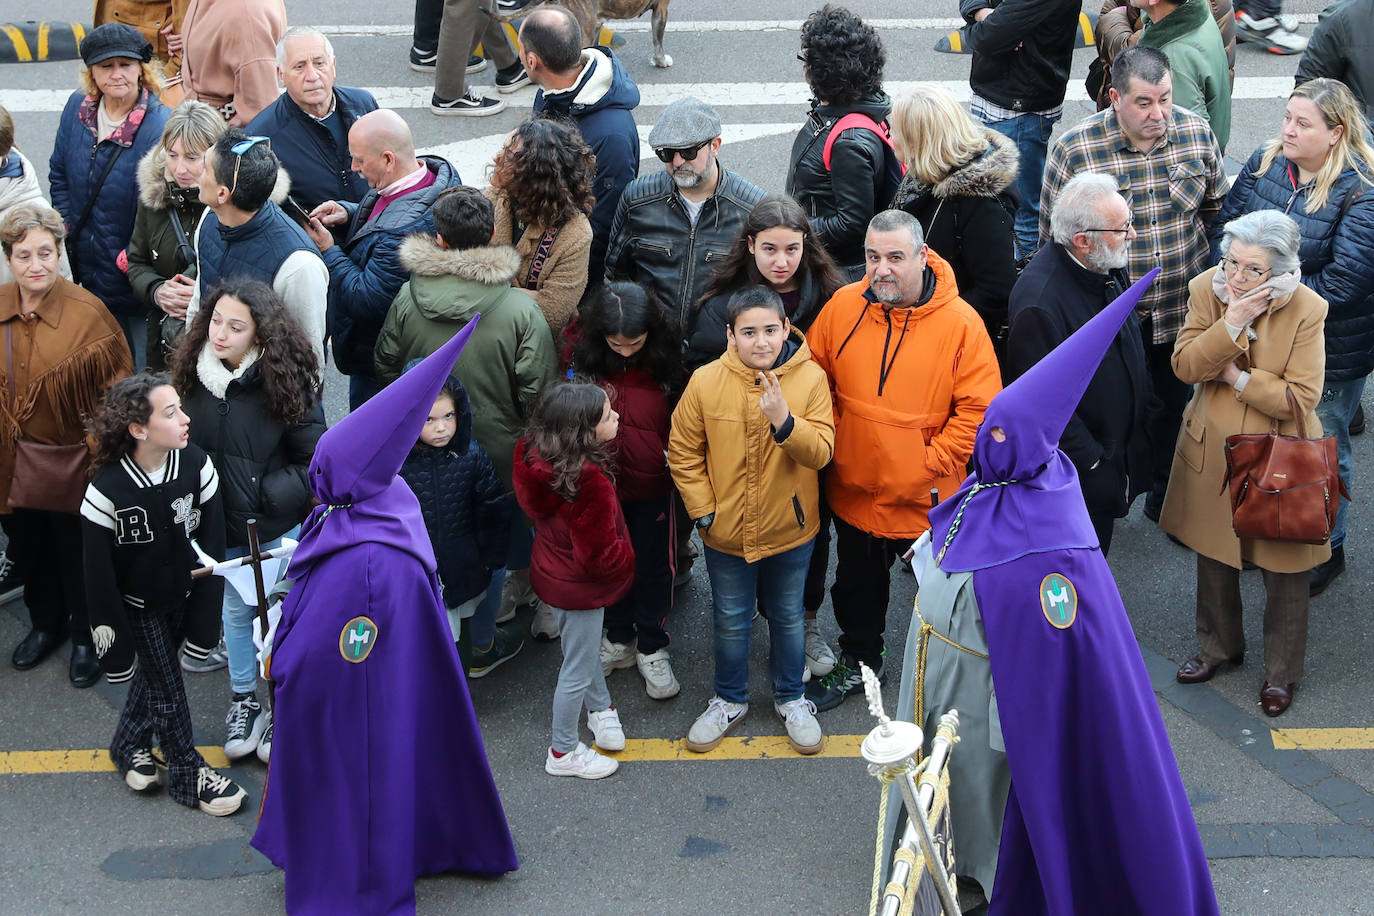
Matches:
[109,601,208,808]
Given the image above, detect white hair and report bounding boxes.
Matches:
[1051,172,1125,247]
[1220,210,1302,275]
[276,27,336,68]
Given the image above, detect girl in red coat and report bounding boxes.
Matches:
[569,282,685,701]
[513,382,635,780]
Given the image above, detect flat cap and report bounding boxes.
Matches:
[81,23,154,67]
[648,98,722,148]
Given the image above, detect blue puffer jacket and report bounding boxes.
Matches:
[1213,147,1374,381]
[245,85,378,210]
[325,155,461,377]
[399,376,512,607]
[49,88,169,317]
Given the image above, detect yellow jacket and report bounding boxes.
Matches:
[669,330,834,563]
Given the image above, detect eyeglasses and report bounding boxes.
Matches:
[228,136,270,193]
[654,139,710,164]
[1219,256,1272,283]
[1083,212,1135,236]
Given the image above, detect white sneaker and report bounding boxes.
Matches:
[223,694,267,760]
[587,706,626,751]
[775,697,824,755]
[124,748,164,792]
[530,601,560,641]
[600,636,637,676]
[545,741,618,779]
[804,619,836,679]
[497,569,536,623]
[256,714,272,764]
[685,696,748,753]
[196,765,247,816]
[636,649,681,699]
[1235,10,1307,53]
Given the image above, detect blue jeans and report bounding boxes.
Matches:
[223,527,298,694]
[1316,377,1365,549]
[467,566,507,648]
[978,111,1058,260]
[703,540,814,705]
[117,313,147,371]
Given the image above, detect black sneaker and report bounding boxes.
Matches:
[196,766,247,817]
[409,45,437,72]
[467,55,488,74]
[494,62,531,94]
[469,623,525,678]
[804,652,884,712]
[223,693,267,760]
[496,0,535,11]
[124,748,165,792]
[431,89,507,117]
[0,549,22,605]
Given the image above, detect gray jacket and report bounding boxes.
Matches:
[603,165,765,323]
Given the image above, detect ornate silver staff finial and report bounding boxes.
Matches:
[862,662,890,730]
[859,663,923,768]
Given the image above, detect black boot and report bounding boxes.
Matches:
[1309,545,1346,597]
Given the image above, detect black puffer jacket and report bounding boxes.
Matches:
[183,344,326,546]
[787,93,898,277]
[1212,147,1374,381]
[893,128,1020,344]
[399,376,511,607]
[960,0,1081,113]
[684,267,831,372]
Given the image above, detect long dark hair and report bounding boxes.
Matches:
[572,281,684,396]
[489,118,596,229]
[695,195,845,314]
[88,372,171,473]
[523,382,611,501]
[170,280,321,425]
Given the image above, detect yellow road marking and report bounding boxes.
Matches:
[1079,12,1094,46]
[602,734,865,761]
[1271,728,1374,751]
[3,24,33,62]
[946,30,962,53]
[1,746,231,775]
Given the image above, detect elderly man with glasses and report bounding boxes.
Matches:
[188,128,328,365]
[1008,172,1153,553]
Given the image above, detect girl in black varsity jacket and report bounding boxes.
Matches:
[80,372,246,816]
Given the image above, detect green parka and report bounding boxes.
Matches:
[1139,0,1233,151]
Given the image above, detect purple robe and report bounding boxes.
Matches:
[251,320,516,914]
[927,270,1218,913]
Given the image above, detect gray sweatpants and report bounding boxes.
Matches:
[550,606,613,754]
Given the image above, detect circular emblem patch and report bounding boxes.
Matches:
[339,616,379,663]
[1040,574,1078,629]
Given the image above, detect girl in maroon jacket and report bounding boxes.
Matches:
[513,382,635,780]
[569,282,685,702]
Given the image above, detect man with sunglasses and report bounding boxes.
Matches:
[189,129,328,365]
[603,98,764,327]
[1008,173,1152,554]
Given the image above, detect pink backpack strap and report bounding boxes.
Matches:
[822,112,903,171]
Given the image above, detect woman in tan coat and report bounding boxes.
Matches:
[484,118,594,344]
[1162,210,1327,717]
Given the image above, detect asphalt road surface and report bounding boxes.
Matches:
[3,1,1374,913]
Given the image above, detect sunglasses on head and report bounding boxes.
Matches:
[654,139,710,164]
[228,136,270,193]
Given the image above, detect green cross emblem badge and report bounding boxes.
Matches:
[339,616,379,663]
[1039,574,1078,630]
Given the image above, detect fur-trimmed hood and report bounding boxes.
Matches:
[136,145,292,211]
[399,234,521,283]
[893,128,1019,208]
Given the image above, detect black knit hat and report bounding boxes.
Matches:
[80,23,154,67]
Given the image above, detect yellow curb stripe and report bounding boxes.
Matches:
[3,24,33,62]
[36,21,49,60]
[599,734,866,761]
[1271,728,1374,751]
[0,746,231,774]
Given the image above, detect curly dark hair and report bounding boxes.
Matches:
[522,382,612,502]
[572,281,684,397]
[800,5,885,107]
[489,118,596,230]
[695,194,846,313]
[169,280,321,426]
[89,372,172,473]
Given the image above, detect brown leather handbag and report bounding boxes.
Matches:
[4,324,91,515]
[1223,389,1348,544]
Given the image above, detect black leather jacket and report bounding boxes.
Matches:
[604,165,765,323]
[787,94,895,276]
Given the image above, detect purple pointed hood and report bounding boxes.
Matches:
[928,270,1159,572]
[287,319,482,578]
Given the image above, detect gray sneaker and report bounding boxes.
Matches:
[181,637,228,673]
[685,696,748,753]
[775,697,824,754]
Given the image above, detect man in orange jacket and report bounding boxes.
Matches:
[804,209,1002,710]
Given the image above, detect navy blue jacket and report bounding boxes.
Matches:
[246,86,378,210]
[49,89,169,317]
[533,48,640,284]
[196,201,318,298]
[399,377,511,607]
[1213,147,1374,381]
[326,156,461,378]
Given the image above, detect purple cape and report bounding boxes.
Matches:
[251,320,517,914]
[929,271,1218,913]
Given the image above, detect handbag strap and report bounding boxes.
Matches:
[522,226,561,289]
[69,144,125,242]
[1285,388,1307,439]
[167,202,196,270]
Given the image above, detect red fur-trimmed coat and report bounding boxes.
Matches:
[512,438,634,610]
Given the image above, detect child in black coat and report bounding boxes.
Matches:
[399,373,519,676]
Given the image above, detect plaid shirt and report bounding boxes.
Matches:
[1039,106,1227,344]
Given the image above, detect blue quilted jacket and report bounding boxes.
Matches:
[1213,146,1374,381]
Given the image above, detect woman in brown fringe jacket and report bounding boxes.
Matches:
[0,205,133,686]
